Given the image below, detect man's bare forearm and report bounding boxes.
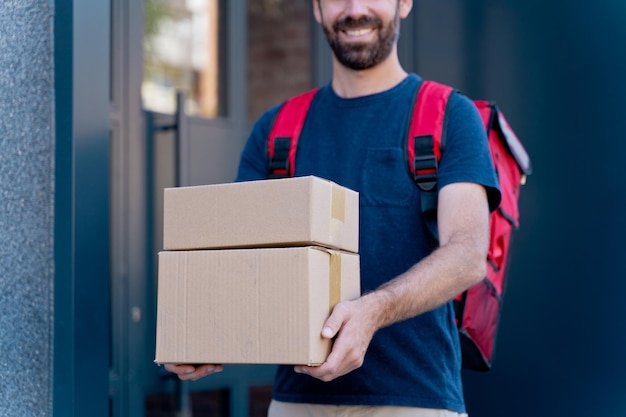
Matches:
[363,182,491,331]
[363,238,487,331]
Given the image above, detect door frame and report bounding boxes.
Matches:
[54,0,111,416]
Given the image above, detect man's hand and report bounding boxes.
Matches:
[163,363,223,381]
[293,294,382,382]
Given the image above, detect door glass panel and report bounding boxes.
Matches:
[247,0,312,122]
[143,0,227,117]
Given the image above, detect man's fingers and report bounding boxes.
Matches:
[293,361,338,382]
[322,302,348,339]
[181,364,223,381]
[294,299,374,382]
[164,363,195,374]
[163,363,223,381]
[322,325,335,338]
[293,343,355,382]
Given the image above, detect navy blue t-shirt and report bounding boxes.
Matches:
[236,74,500,413]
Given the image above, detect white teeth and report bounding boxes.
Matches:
[345,28,373,36]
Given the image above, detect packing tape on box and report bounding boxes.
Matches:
[330,185,346,245]
[329,252,341,312]
[331,184,346,223]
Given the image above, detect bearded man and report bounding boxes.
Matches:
[166,1,500,416]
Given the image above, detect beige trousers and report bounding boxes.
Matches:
[268,400,469,417]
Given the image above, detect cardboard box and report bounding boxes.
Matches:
[155,246,360,365]
[162,176,359,253]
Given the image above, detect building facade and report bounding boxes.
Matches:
[2,1,626,417]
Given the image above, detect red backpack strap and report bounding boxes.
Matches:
[406,80,456,239]
[407,80,456,189]
[267,89,319,178]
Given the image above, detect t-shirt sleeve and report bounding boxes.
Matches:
[437,92,502,212]
[235,105,281,182]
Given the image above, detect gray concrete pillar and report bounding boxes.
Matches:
[0,1,55,416]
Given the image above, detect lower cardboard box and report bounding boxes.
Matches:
[155,246,360,366]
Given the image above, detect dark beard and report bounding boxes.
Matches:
[322,11,400,71]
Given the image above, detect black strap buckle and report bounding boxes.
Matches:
[413,154,438,191]
[268,137,291,178]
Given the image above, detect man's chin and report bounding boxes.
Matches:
[337,57,378,71]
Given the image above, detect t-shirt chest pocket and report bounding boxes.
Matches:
[361,148,415,207]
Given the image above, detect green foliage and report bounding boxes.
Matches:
[144,0,169,40]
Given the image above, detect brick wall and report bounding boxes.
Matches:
[247,0,312,122]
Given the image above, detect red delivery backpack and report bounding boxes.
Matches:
[266,80,532,371]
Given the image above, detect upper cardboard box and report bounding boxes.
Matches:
[163,176,359,253]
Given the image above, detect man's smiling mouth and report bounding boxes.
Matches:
[345,28,374,36]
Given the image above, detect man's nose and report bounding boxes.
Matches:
[342,0,371,17]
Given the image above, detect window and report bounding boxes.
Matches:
[143,0,227,117]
